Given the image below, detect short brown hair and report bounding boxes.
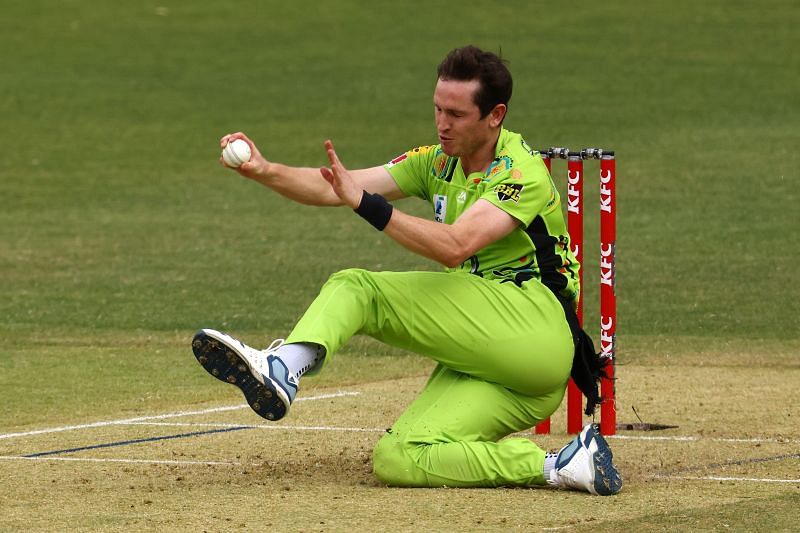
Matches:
[436,45,513,118]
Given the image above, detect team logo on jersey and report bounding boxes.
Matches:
[487,155,513,178]
[433,194,447,223]
[495,183,523,203]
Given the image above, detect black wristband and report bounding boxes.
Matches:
[354,190,394,231]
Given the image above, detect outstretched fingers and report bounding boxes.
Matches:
[321,139,347,184]
[324,139,345,176]
[319,166,335,184]
[320,139,362,208]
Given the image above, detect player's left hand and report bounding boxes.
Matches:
[320,140,364,209]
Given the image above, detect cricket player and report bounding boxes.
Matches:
[192,45,622,495]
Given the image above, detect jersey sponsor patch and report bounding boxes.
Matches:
[495,183,523,202]
[433,194,447,223]
[386,145,435,168]
[386,153,408,168]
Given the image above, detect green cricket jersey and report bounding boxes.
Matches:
[384,128,580,302]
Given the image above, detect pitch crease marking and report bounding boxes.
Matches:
[0,391,360,441]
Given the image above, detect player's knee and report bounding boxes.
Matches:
[327,268,368,284]
[324,268,380,300]
[324,268,374,292]
[372,433,421,487]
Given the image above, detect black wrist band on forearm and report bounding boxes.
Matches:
[354,190,394,231]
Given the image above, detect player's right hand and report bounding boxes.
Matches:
[219,132,270,181]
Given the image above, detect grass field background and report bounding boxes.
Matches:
[1,0,798,530]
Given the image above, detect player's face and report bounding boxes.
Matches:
[434,79,497,158]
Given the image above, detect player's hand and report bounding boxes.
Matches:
[320,140,364,209]
[219,132,271,181]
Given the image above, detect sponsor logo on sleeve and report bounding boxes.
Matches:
[386,153,408,168]
[386,145,435,168]
[494,183,523,203]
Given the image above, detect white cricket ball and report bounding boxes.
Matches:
[222,139,252,168]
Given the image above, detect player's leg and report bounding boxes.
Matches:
[191,268,571,421]
[372,364,623,494]
[372,363,564,488]
[285,268,573,396]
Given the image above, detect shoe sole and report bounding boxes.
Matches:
[191,330,289,421]
[589,428,623,496]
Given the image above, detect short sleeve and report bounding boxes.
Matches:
[383,145,438,201]
[480,159,554,228]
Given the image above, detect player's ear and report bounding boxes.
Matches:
[488,104,507,127]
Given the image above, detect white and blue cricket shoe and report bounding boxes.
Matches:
[191,329,297,421]
[552,423,623,496]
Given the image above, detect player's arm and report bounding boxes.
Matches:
[321,140,519,267]
[219,132,405,206]
[385,200,519,267]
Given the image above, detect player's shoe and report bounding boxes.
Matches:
[191,329,297,421]
[551,423,623,496]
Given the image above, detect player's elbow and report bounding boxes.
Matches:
[439,241,474,268]
[440,255,462,269]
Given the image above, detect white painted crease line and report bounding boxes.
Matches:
[606,435,697,442]
[117,425,800,442]
[607,434,800,445]
[658,475,800,484]
[0,391,361,441]
[294,391,361,402]
[124,421,385,433]
[516,431,800,445]
[0,455,242,467]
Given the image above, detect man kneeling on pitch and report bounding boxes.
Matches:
[192,45,622,495]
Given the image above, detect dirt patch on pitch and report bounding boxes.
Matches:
[1,339,798,531]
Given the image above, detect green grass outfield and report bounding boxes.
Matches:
[1,1,798,530]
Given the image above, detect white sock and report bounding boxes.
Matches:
[275,342,325,381]
[543,450,560,486]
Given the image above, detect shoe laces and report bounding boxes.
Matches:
[263,338,285,354]
[248,338,285,370]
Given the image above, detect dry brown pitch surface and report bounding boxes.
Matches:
[1,337,798,531]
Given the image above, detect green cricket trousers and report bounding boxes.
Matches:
[285,268,573,487]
